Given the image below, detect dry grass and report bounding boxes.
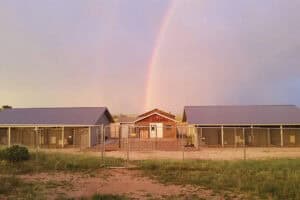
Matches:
[137,159,300,200]
[104,147,300,160]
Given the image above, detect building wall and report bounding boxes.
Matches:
[90,126,100,147]
[223,128,235,146]
[0,128,8,145]
[135,114,177,138]
[283,129,300,147]
[251,129,269,147]
[270,129,281,146]
[11,128,36,147]
[73,128,89,148]
[201,128,220,146]
[63,128,74,146]
[40,128,63,148]
[96,112,112,125]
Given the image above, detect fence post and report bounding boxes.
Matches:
[7,127,11,147]
[61,127,64,148]
[73,128,76,148]
[280,125,284,147]
[182,126,185,161]
[243,128,246,160]
[234,128,237,148]
[267,128,271,147]
[221,126,224,147]
[118,125,121,149]
[155,125,158,150]
[35,127,39,172]
[103,126,106,155]
[126,125,130,167]
[101,124,104,162]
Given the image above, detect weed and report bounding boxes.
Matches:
[137,159,300,200]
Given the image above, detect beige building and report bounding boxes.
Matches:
[183,105,300,147]
[0,107,113,149]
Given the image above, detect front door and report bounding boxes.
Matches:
[149,123,163,138]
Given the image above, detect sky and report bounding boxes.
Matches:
[0,0,300,114]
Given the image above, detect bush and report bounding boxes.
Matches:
[0,145,30,162]
[0,150,5,160]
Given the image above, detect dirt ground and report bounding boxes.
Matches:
[19,169,241,200]
[106,147,300,160]
[42,147,300,160]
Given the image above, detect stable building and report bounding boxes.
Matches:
[183,105,300,147]
[0,107,113,148]
[134,109,177,139]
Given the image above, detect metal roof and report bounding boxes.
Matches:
[0,107,113,126]
[138,108,175,119]
[183,105,300,125]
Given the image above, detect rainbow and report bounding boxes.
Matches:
[144,0,177,111]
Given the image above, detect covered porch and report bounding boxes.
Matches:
[0,125,100,149]
[193,125,300,147]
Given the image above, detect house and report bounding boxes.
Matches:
[134,109,177,139]
[183,105,300,147]
[109,115,136,138]
[0,107,113,148]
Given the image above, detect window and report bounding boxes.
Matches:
[290,135,296,144]
[151,126,155,131]
[50,136,56,145]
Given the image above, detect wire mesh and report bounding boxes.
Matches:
[1,125,300,165]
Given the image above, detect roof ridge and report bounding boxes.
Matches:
[7,107,107,110]
[185,105,296,107]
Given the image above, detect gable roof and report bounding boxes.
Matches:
[183,105,300,125]
[138,109,175,119]
[0,107,113,126]
[135,109,177,123]
[118,115,136,123]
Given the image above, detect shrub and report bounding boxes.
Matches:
[1,145,30,162]
[0,149,5,160]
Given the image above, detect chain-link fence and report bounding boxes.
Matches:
[96,124,300,164]
[1,125,300,166]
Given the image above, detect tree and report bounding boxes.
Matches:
[2,105,12,109]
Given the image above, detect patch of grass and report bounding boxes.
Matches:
[0,176,45,199]
[137,159,300,200]
[91,194,130,200]
[0,176,21,195]
[0,151,125,174]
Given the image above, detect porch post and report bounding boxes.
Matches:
[35,127,39,148]
[88,126,91,148]
[251,125,254,146]
[8,127,11,147]
[193,125,199,149]
[221,126,224,147]
[280,125,284,147]
[73,128,76,148]
[61,127,65,148]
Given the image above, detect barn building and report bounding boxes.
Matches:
[134,109,177,139]
[0,107,113,148]
[183,105,300,147]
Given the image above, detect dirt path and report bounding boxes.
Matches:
[19,169,241,200]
